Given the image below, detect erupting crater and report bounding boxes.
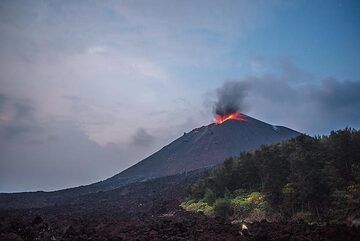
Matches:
[215,112,246,124]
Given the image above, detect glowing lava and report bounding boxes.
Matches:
[215,112,246,124]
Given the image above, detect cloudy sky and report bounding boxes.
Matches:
[0,0,359,192]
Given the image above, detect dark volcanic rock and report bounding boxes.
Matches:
[1,173,358,241]
[105,114,300,188]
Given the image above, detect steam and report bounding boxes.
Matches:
[213,80,250,116]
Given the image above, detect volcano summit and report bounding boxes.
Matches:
[100,113,300,189]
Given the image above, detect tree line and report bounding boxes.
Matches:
[184,128,360,222]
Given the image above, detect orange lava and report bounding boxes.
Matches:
[215,112,246,124]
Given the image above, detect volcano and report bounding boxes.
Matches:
[0,114,301,209]
[98,114,300,189]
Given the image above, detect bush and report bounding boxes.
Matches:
[203,188,216,205]
[180,200,214,215]
[231,196,251,213]
[246,192,263,206]
[329,190,354,222]
[231,192,267,218]
[214,198,232,218]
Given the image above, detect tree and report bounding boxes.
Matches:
[204,188,216,205]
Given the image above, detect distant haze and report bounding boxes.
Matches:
[0,0,359,192]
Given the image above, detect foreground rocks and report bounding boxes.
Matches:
[1,211,359,241]
[1,173,359,241]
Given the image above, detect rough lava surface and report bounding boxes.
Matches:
[1,172,359,241]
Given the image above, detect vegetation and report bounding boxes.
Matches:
[181,128,360,223]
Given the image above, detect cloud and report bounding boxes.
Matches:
[307,78,360,111]
[87,45,108,55]
[131,128,155,147]
[0,93,199,192]
[0,94,6,107]
[0,0,286,148]
[212,61,360,134]
[0,118,132,192]
[0,93,39,140]
[0,94,132,193]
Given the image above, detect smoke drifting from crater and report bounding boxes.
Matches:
[213,80,250,116]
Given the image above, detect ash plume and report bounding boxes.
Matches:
[213,80,250,116]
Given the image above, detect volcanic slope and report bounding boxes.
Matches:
[102,114,300,188]
[0,114,300,209]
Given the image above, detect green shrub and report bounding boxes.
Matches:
[181,200,214,215]
[203,188,216,205]
[214,198,232,218]
[329,190,353,221]
[246,192,263,205]
[231,192,266,217]
[231,195,251,213]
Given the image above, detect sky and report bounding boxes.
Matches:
[0,0,359,192]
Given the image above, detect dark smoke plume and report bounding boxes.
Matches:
[214,80,249,116]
